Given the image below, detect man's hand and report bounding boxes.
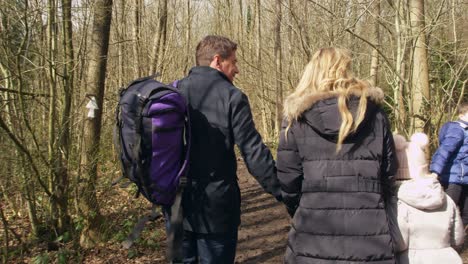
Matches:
[275,195,283,202]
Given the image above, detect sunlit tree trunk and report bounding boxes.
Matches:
[79,0,113,248]
[256,0,269,141]
[409,0,430,133]
[132,0,141,77]
[41,0,74,235]
[118,0,126,85]
[394,0,409,133]
[237,0,244,43]
[274,0,283,138]
[369,1,380,86]
[47,0,59,229]
[149,0,168,76]
[184,0,191,74]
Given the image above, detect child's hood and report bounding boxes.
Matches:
[397,177,445,210]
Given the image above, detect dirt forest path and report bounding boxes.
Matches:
[235,162,290,263]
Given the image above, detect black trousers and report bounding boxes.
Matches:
[445,183,468,226]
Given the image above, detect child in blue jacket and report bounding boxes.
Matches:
[430,101,468,227]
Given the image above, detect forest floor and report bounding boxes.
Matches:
[6,160,468,263]
[6,161,289,264]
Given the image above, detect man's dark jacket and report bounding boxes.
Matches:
[178,66,281,233]
[277,87,397,263]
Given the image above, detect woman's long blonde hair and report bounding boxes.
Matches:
[284,48,370,152]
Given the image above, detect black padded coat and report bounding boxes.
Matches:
[277,87,397,263]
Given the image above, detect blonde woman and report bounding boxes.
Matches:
[277,48,397,263]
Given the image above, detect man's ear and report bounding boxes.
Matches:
[210,54,222,70]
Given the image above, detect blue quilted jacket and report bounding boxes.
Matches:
[430,120,468,184]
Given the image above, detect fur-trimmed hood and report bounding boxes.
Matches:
[284,86,384,121]
[284,86,385,137]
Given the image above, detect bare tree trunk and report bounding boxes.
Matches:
[275,0,283,138]
[226,0,233,34]
[184,0,191,74]
[149,0,168,76]
[369,1,380,86]
[53,0,74,233]
[157,0,168,78]
[286,0,296,89]
[347,0,357,58]
[118,0,126,85]
[47,0,59,229]
[256,0,269,141]
[237,0,244,43]
[451,0,458,56]
[79,0,113,248]
[394,0,408,133]
[327,1,334,45]
[132,0,141,77]
[409,0,430,132]
[215,0,221,34]
[73,0,93,215]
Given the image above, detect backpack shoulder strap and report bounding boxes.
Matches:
[165,78,191,262]
[113,86,126,185]
[127,73,160,87]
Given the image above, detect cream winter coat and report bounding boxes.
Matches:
[396,177,464,264]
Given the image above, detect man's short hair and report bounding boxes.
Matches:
[458,101,468,115]
[195,35,237,66]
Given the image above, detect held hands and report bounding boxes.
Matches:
[428,172,441,182]
[275,195,283,202]
[286,205,297,218]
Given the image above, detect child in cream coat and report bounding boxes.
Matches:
[392,133,464,264]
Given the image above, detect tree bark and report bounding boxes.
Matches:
[132,0,141,77]
[118,0,126,85]
[47,0,59,230]
[369,1,380,86]
[256,0,269,141]
[184,0,191,74]
[394,0,408,133]
[54,0,74,233]
[275,0,283,138]
[409,0,430,132]
[149,0,168,76]
[79,0,113,248]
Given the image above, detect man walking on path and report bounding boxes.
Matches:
[172,35,282,264]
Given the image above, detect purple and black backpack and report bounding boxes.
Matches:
[115,75,189,259]
[115,75,190,206]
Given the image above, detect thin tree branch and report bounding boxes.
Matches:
[0,87,50,97]
[345,28,403,82]
[426,0,447,43]
[306,0,401,82]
